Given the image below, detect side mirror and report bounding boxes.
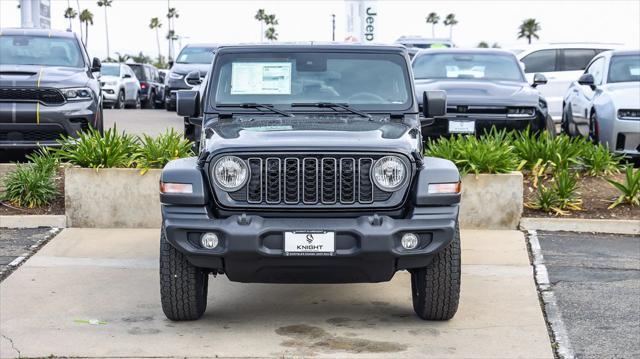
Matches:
[532,73,547,88]
[185,71,202,87]
[91,57,101,72]
[122,73,131,79]
[177,90,200,118]
[421,90,447,123]
[578,73,596,89]
[168,60,174,68]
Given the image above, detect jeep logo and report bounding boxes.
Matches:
[364,7,376,42]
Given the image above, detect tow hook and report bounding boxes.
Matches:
[368,214,383,226]
[237,213,251,225]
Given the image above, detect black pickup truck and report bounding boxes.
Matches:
[159,43,462,321]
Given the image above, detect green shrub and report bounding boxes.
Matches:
[512,129,588,173]
[552,167,582,211]
[527,184,561,213]
[56,126,138,168]
[135,129,193,174]
[579,143,623,176]
[425,129,520,175]
[1,163,58,208]
[25,147,58,175]
[607,166,640,208]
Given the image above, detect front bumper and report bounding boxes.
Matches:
[101,86,118,103]
[610,118,640,158]
[424,115,543,138]
[0,100,97,148]
[163,205,459,283]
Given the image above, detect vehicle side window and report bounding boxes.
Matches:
[521,49,557,73]
[561,49,597,71]
[586,57,605,85]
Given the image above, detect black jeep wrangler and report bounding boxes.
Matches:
[159,44,462,321]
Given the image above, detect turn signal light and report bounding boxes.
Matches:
[428,182,461,194]
[160,182,193,194]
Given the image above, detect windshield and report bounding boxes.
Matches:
[177,47,215,64]
[608,54,640,83]
[211,52,412,111]
[413,53,524,81]
[128,64,145,80]
[101,64,120,76]
[0,35,84,68]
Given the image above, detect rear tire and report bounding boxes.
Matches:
[160,227,208,321]
[411,222,461,321]
[142,91,154,109]
[115,90,125,109]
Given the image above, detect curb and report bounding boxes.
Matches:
[520,217,640,235]
[0,215,67,229]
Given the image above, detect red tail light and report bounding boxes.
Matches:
[140,82,147,89]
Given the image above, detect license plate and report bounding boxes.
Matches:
[449,120,475,134]
[284,231,335,256]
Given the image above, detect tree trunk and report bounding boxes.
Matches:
[431,24,435,38]
[85,23,89,46]
[528,35,532,44]
[76,0,83,43]
[156,28,162,61]
[104,7,110,59]
[449,26,452,40]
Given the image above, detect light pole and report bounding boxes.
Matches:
[331,14,335,41]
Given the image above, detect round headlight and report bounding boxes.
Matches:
[371,156,407,191]
[212,156,248,191]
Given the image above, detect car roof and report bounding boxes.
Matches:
[184,43,218,49]
[511,42,625,53]
[395,36,454,44]
[215,42,407,54]
[0,27,77,39]
[610,49,640,56]
[414,48,516,57]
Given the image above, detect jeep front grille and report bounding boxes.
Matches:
[0,87,66,105]
[218,153,410,209]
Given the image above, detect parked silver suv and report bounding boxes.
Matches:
[100,62,140,109]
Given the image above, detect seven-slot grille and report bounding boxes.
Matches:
[0,87,66,105]
[226,154,398,206]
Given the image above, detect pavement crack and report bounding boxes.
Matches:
[1,333,21,358]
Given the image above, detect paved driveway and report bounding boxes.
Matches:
[103,108,183,137]
[0,229,552,358]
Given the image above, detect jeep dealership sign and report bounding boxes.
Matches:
[345,0,378,42]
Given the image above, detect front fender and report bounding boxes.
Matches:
[412,157,461,206]
[160,157,209,205]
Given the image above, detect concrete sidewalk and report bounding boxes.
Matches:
[0,229,552,358]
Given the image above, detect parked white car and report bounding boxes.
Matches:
[562,50,640,158]
[513,43,623,127]
[100,62,141,109]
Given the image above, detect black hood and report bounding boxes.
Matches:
[0,64,89,88]
[169,63,211,76]
[204,115,418,156]
[415,79,539,107]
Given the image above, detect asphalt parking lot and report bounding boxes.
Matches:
[536,231,640,358]
[0,228,552,358]
[104,108,183,137]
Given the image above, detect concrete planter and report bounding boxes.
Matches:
[0,163,17,191]
[460,172,523,230]
[65,167,161,228]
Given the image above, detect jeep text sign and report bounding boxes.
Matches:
[345,0,378,42]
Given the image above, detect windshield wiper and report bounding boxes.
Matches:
[217,103,294,117]
[291,102,371,118]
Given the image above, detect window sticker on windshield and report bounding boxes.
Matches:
[231,62,292,95]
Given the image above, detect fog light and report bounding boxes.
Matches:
[201,232,219,249]
[401,233,419,250]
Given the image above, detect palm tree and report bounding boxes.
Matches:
[255,9,266,42]
[166,7,179,61]
[114,52,130,62]
[76,0,83,42]
[477,41,489,48]
[149,17,163,62]
[518,18,541,44]
[79,9,94,46]
[97,0,113,60]
[265,27,278,41]
[130,52,152,64]
[63,7,77,31]
[425,12,439,38]
[443,13,458,40]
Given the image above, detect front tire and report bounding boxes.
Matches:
[589,112,600,144]
[160,227,208,321]
[115,90,125,109]
[411,222,461,321]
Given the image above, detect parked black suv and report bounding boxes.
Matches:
[127,63,163,109]
[164,44,216,111]
[160,44,461,321]
[0,28,102,149]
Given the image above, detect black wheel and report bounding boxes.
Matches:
[96,107,104,135]
[165,101,175,111]
[115,90,125,109]
[589,111,599,144]
[411,222,461,321]
[545,114,556,138]
[561,103,571,135]
[142,91,154,109]
[160,227,208,321]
